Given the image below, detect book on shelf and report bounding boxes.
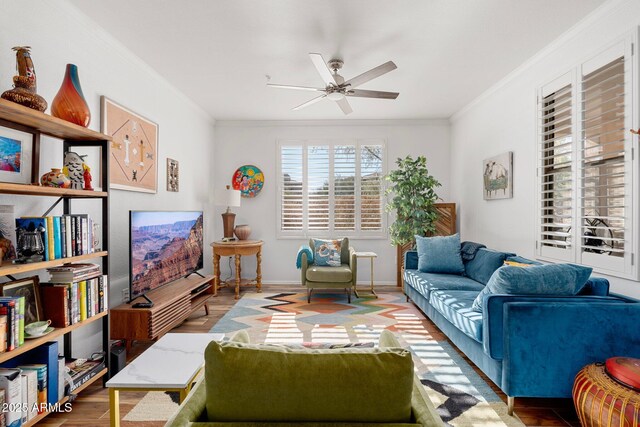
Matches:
[40,273,107,328]
[65,357,105,394]
[20,369,37,422]
[2,341,59,406]
[0,368,22,427]
[0,316,6,353]
[0,297,24,353]
[47,263,101,282]
[0,388,5,427]
[18,365,46,413]
[15,214,98,262]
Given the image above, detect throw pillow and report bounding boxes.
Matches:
[471,263,593,312]
[312,238,343,267]
[464,248,514,284]
[415,233,465,275]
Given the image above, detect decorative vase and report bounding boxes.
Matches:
[40,168,71,188]
[1,47,48,111]
[234,224,251,240]
[51,64,91,127]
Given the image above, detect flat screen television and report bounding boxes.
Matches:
[129,210,204,302]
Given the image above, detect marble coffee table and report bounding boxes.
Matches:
[106,332,224,427]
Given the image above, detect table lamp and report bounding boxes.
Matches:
[214,185,241,238]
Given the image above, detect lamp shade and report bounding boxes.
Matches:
[215,186,241,208]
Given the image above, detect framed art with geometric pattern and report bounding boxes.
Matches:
[101,96,158,193]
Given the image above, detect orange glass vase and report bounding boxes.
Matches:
[51,64,91,127]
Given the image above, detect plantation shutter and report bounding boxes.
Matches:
[307,145,330,231]
[538,73,575,262]
[360,144,384,231]
[334,145,356,231]
[578,44,633,276]
[280,145,304,231]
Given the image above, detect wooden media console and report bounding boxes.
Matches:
[110,274,214,351]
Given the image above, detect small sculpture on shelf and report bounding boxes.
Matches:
[63,151,88,190]
[51,64,91,127]
[40,168,71,188]
[1,46,48,112]
[83,164,94,191]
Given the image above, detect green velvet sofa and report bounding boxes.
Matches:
[165,330,443,427]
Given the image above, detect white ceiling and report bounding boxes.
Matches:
[70,0,605,120]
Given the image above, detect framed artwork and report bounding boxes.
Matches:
[0,124,35,185]
[101,96,158,193]
[1,275,42,325]
[232,165,264,198]
[167,158,179,192]
[0,205,17,262]
[483,152,513,200]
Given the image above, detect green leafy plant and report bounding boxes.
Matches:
[385,155,441,246]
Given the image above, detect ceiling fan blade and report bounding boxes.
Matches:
[347,89,399,99]
[309,53,337,86]
[267,83,325,92]
[343,61,397,89]
[292,94,327,111]
[336,97,353,115]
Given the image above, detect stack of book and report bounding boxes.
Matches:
[41,264,108,328]
[65,356,105,394]
[0,297,25,354]
[15,214,98,261]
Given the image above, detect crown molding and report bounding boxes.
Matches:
[450,0,630,123]
[215,118,450,128]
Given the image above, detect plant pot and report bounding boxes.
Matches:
[234,225,251,240]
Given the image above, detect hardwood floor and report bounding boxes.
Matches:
[41,285,579,427]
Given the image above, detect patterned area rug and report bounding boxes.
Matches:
[125,291,524,427]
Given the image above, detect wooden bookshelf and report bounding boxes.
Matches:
[0,98,111,425]
[0,251,108,276]
[0,311,108,364]
[0,98,111,142]
[22,368,108,427]
[0,182,108,198]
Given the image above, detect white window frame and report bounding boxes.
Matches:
[276,139,388,240]
[535,30,639,281]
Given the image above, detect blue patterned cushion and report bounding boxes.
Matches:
[472,263,593,312]
[415,234,465,275]
[312,239,342,267]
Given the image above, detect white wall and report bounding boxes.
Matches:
[450,0,640,298]
[214,120,450,285]
[0,0,215,356]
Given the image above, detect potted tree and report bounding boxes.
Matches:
[385,155,442,285]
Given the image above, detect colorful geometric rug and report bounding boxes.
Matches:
[126,291,524,427]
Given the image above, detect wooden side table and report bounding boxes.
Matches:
[354,251,378,298]
[211,240,263,299]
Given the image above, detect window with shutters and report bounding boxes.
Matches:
[278,139,386,238]
[536,34,638,280]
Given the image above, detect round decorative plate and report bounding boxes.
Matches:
[232,165,264,198]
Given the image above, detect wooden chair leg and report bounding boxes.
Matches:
[307,288,312,303]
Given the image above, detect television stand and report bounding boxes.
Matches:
[131,294,154,309]
[110,275,214,352]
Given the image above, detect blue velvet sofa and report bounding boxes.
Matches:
[403,247,640,414]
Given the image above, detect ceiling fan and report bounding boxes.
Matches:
[268,53,399,115]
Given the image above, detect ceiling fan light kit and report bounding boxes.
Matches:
[268,52,399,115]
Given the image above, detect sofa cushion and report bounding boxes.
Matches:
[464,248,514,285]
[415,234,465,275]
[472,263,593,312]
[430,290,483,343]
[306,265,352,283]
[204,340,414,423]
[404,270,485,300]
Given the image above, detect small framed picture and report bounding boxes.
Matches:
[167,158,179,192]
[1,275,42,325]
[0,124,35,185]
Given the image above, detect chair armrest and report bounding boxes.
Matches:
[164,377,207,426]
[301,252,309,285]
[349,247,357,283]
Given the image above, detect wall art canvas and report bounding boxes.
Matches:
[483,151,513,200]
[0,205,17,262]
[232,164,264,198]
[0,125,33,184]
[101,96,158,193]
[167,158,179,192]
